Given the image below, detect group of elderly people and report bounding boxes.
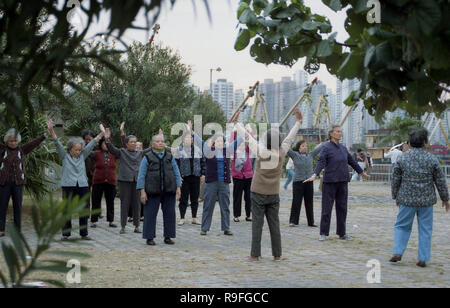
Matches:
[0,112,448,268]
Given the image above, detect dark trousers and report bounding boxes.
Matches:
[320,182,348,237]
[289,181,314,225]
[250,192,281,258]
[119,181,140,228]
[128,199,144,218]
[62,185,90,237]
[233,178,252,218]
[179,175,200,219]
[143,193,176,240]
[91,183,116,223]
[0,182,24,232]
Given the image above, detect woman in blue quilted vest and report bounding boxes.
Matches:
[187,120,243,236]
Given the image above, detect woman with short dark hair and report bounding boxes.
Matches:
[287,139,324,227]
[390,128,449,268]
[0,126,47,237]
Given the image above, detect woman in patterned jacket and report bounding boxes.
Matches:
[0,126,48,237]
[390,128,450,268]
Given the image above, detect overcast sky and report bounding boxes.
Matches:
[74,0,349,92]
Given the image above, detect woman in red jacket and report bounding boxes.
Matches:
[230,130,254,222]
[90,137,118,228]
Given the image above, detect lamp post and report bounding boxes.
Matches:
[209,67,222,96]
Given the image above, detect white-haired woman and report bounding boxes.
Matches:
[0,126,48,237]
[47,120,104,240]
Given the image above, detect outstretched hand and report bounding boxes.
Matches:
[47,119,57,140]
[120,122,125,132]
[105,128,111,140]
[303,173,316,183]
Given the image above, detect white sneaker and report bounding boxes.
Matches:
[192,218,200,225]
[178,219,185,226]
[319,235,327,241]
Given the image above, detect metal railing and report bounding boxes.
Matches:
[351,164,450,183]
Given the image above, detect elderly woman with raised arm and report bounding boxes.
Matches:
[0,125,48,237]
[48,120,104,240]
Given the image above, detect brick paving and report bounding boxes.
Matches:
[1,181,449,288]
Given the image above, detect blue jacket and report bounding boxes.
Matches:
[314,141,363,183]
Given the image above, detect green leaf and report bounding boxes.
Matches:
[235,29,251,51]
[406,79,436,107]
[302,21,320,31]
[2,243,19,284]
[316,33,337,58]
[239,9,258,26]
[237,2,250,19]
[275,6,301,19]
[337,52,365,79]
[7,223,26,265]
[364,45,376,68]
[321,0,342,12]
[278,17,304,37]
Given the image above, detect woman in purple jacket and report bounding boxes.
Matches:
[230,131,253,222]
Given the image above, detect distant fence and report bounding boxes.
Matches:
[353,164,450,183]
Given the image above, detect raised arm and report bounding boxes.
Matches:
[21,134,46,155]
[281,109,303,154]
[287,148,297,159]
[120,122,127,148]
[47,119,65,160]
[104,128,121,158]
[53,139,67,161]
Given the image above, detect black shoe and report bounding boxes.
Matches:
[224,231,233,236]
[128,218,133,223]
[245,217,252,222]
[416,261,426,268]
[81,236,92,241]
[109,223,118,228]
[134,228,142,234]
[90,223,97,228]
[147,239,156,246]
[99,215,104,219]
[389,255,402,263]
[164,238,175,245]
[308,224,318,228]
[200,231,207,236]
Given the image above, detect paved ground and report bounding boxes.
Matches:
[1,181,449,288]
